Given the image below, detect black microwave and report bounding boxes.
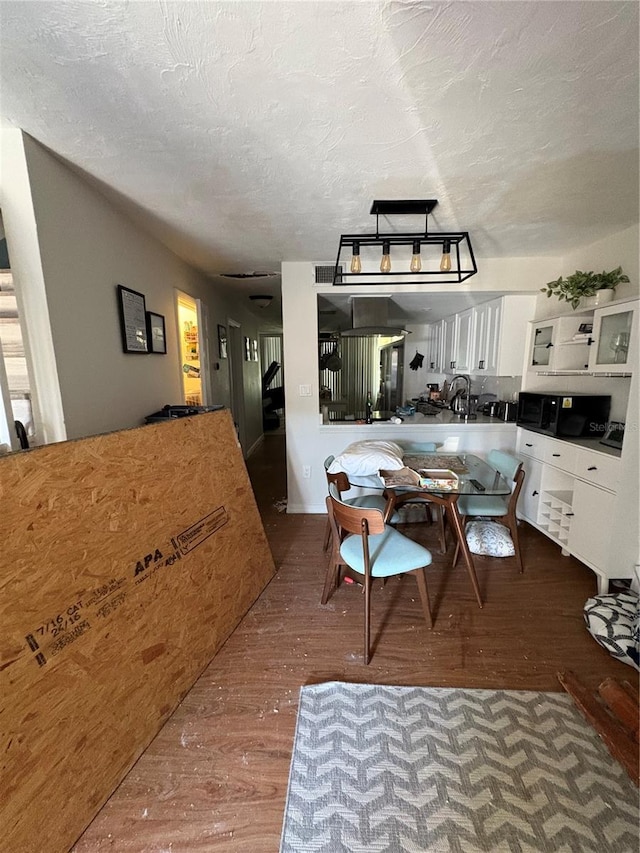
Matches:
[517,392,611,438]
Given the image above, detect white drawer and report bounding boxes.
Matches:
[574,448,619,492]
[543,440,577,474]
[517,431,546,461]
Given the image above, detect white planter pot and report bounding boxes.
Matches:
[582,290,615,308]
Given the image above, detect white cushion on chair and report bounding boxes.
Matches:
[466,521,515,557]
[327,440,404,476]
[583,591,639,670]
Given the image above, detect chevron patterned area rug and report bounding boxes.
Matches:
[280,682,638,852]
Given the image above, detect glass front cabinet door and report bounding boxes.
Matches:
[529,321,557,370]
[589,301,638,374]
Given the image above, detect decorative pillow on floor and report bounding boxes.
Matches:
[465,521,515,557]
[583,591,640,670]
[327,440,404,476]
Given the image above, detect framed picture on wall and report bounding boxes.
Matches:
[244,336,252,361]
[146,311,167,354]
[251,339,259,361]
[218,324,228,359]
[117,285,148,353]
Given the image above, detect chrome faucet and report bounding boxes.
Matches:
[448,374,471,413]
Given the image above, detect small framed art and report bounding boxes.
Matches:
[117,285,148,353]
[146,311,167,354]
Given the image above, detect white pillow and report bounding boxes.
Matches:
[327,440,404,476]
[466,521,515,557]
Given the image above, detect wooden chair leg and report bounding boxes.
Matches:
[437,506,447,554]
[323,516,331,552]
[412,568,433,629]
[364,572,372,665]
[321,558,340,604]
[506,513,524,572]
[451,515,465,567]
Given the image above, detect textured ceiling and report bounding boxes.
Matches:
[0,0,638,301]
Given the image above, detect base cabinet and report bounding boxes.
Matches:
[516,428,621,592]
[567,481,615,575]
[519,455,543,524]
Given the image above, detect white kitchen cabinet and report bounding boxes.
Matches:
[425,321,442,371]
[519,454,543,524]
[516,428,621,592]
[588,299,638,375]
[453,308,474,373]
[527,314,593,373]
[567,480,615,576]
[470,295,536,377]
[441,315,457,372]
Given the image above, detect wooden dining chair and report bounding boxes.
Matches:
[452,449,526,572]
[322,455,399,551]
[322,484,433,664]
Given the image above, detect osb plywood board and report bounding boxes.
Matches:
[0,410,276,853]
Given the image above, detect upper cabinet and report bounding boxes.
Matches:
[588,300,638,374]
[526,298,638,376]
[427,295,536,377]
[473,296,536,376]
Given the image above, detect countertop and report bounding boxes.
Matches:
[322,411,515,427]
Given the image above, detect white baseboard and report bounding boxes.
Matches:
[285,502,326,514]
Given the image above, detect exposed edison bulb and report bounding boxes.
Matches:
[410,240,422,273]
[440,239,452,272]
[380,240,391,273]
[350,242,362,274]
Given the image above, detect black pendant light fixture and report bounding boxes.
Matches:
[334,199,477,286]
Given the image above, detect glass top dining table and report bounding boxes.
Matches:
[346,452,512,610]
[347,452,511,496]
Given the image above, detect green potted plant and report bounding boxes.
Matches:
[541,266,629,310]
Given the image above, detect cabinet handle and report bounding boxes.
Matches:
[546,343,553,348]
[587,466,597,471]
[478,359,485,370]
[430,362,435,369]
[450,361,456,370]
[565,512,574,517]
[552,453,561,457]
[525,443,533,447]
[532,490,539,496]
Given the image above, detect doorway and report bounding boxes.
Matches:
[176,294,202,406]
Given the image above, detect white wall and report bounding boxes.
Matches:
[534,225,640,320]
[1,131,266,450]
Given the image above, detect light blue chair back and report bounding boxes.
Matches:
[399,441,437,454]
[487,450,522,486]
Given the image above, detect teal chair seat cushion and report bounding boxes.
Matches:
[340,527,432,577]
[345,495,400,524]
[457,494,509,517]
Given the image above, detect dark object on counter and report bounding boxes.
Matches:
[517,392,610,437]
[497,401,518,422]
[479,400,502,418]
[415,401,440,416]
[145,404,224,424]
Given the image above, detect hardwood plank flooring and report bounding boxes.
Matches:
[72,432,638,852]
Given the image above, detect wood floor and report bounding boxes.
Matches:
[72,432,638,852]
